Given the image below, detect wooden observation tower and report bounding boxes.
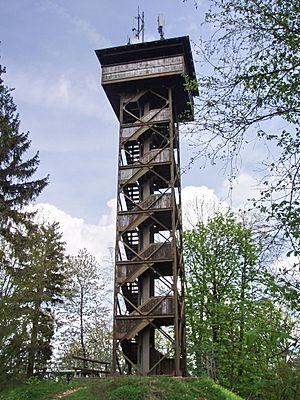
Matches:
[95,33,198,376]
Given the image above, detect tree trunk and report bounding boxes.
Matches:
[27,303,40,377]
[211,278,220,382]
[237,261,247,385]
[80,286,87,367]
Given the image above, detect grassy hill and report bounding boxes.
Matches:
[0,376,244,400]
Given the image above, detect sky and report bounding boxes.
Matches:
[0,0,264,260]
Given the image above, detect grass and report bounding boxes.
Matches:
[0,379,81,400]
[0,376,244,400]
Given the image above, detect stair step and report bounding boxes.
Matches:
[121,108,170,143]
[117,263,154,284]
[126,319,153,339]
[123,186,140,208]
[116,319,154,340]
[118,212,152,232]
[120,166,151,186]
[133,242,172,262]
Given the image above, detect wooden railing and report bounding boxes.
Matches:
[72,355,111,377]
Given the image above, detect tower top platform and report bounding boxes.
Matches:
[95,36,198,122]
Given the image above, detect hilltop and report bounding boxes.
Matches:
[0,376,243,400]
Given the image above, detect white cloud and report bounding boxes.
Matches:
[218,172,261,209]
[27,186,226,260]
[27,182,263,265]
[182,185,229,229]
[28,187,229,259]
[27,200,116,310]
[28,200,115,263]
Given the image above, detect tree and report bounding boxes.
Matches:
[59,320,112,369]
[186,0,300,265]
[21,223,66,376]
[0,222,66,379]
[0,65,53,382]
[0,65,48,233]
[58,249,110,366]
[272,357,300,400]
[184,212,296,398]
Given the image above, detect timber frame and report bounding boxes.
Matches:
[96,36,198,376]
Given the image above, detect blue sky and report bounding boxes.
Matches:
[0,0,207,221]
[0,0,264,257]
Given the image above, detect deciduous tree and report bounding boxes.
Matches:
[186,0,300,266]
[58,249,110,366]
[184,213,296,398]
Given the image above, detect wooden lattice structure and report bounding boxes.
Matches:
[95,36,198,376]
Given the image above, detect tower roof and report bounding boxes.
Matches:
[95,36,198,121]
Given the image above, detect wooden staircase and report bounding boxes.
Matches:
[123,184,140,211]
[121,108,170,144]
[122,282,139,313]
[123,231,139,260]
[118,193,171,233]
[120,166,152,186]
[116,296,174,340]
[117,262,154,284]
[121,340,138,364]
[118,211,152,232]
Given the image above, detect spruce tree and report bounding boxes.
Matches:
[20,222,66,376]
[0,222,66,379]
[0,65,54,382]
[0,65,48,232]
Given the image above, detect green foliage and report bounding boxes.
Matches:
[187,0,300,265]
[270,358,300,400]
[183,3,300,393]
[0,65,63,383]
[57,249,111,367]
[59,320,112,369]
[184,212,296,399]
[0,223,67,381]
[0,65,48,231]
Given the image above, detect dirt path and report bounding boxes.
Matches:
[54,387,83,399]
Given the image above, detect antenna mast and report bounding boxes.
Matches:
[131,7,145,43]
[157,14,165,40]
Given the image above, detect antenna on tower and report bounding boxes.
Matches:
[157,14,165,40]
[129,7,145,44]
